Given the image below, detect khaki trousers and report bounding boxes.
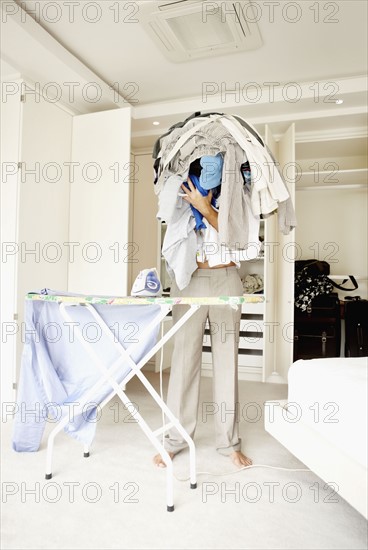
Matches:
[165,267,243,456]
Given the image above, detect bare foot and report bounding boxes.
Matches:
[153,452,175,468]
[230,451,253,468]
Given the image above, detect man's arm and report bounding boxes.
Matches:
[181,177,219,231]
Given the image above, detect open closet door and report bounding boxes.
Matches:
[1,82,22,403]
[277,123,296,380]
[6,85,73,401]
[69,107,132,295]
[263,125,279,382]
[264,124,296,383]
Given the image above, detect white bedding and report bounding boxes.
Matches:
[287,357,368,467]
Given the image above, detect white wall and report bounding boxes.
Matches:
[130,152,159,286]
[295,187,368,298]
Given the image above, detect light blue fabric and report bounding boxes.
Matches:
[12,290,161,452]
[156,174,184,223]
[199,153,224,190]
[161,201,198,290]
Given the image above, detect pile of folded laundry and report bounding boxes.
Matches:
[242,274,264,294]
[153,112,296,290]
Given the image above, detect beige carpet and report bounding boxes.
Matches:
[1,373,367,550]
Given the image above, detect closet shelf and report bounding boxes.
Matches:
[296,183,367,191]
[297,167,368,189]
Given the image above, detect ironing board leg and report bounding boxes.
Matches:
[54,302,197,509]
[44,412,93,478]
[43,303,170,480]
[116,389,175,511]
[188,438,197,489]
[79,302,199,503]
[45,428,58,479]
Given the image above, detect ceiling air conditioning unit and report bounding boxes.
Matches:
[139,0,263,62]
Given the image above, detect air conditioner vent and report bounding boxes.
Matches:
[139,0,263,62]
[158,0,196,10]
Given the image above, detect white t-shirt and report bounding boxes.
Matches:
[196,195,261,266]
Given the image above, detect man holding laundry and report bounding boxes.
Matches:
[154,157,253,469]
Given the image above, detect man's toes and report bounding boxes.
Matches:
[153,454,166,468]
[239,455,252,467]
[231,452,253,468]
[153,452,174,468]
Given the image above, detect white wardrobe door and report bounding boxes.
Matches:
[263,125,279,383]
[17,97,73,296]
[264,123,295,383]
[276,123,296,378]
[15,91,73,388]
[68,107,131,295]
[1,81,22,403]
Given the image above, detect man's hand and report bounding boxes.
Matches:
[181,177,213,217]
[181,177,219,231]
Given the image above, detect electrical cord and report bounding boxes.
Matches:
[158,318,310,481]
[173,464,310,482]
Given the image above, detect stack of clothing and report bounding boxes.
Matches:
[242,274,264,294]
[153,112,296,290]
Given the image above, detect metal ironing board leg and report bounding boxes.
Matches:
[45,301,199,511]
[44,303,170,479]
[83,302,199,492]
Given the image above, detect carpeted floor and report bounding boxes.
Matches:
[1,373,367,550]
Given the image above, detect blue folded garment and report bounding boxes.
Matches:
[183,174,220,231]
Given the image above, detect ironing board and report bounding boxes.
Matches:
[14,291,264,511]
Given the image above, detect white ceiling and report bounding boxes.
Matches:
[1,0,367,150]
[11,0,368,104]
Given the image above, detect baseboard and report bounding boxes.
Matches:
[201,364,262,382]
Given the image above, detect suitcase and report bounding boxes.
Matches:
[294,293,341,361]
[344,299,368,357]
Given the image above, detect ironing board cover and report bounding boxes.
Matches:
[26,293,263,306]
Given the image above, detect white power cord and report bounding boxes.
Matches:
[158,318,311,480]
[173,464,310,483]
